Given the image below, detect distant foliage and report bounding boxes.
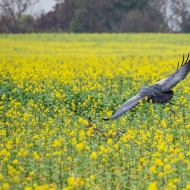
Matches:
[0,0,168,33]
[0,0,190,33]
[0,0,39,33]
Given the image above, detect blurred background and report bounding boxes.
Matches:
[0,0,189,33]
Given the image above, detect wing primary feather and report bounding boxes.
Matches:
[181,54,184,66]
[153,53,190,92]
[185,53,189,64]
[177,61,179,69]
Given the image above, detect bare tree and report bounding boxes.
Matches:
[169,0,190,32]
[151,0,190,32]
[0,0,39,33]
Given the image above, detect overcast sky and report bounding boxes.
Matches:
[34,0,56,13]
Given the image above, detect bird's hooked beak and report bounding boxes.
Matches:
[102,118,110,121]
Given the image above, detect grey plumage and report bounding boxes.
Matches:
[105,54,190,120]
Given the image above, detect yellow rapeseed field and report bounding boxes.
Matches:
[0,33,190,190]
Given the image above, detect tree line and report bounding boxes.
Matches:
[0,0,190,33]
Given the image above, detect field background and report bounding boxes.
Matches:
[0,33,190,190]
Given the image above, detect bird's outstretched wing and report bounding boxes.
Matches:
[107,93,145,120]
[153,54,190,92]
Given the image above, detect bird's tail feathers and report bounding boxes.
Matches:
[151,90,173,104]
[161,90,174,104]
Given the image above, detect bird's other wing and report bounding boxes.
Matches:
[109,93,145,120]
[153,54,190,92]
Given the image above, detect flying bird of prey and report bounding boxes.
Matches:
[104,54,190,120]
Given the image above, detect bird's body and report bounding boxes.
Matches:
[139,86,155,96]
[140,86,173,104]
[105,54,190,120]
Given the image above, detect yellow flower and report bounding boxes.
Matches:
[76,142,84,151]
[24,186,33,190]
[178,153,184,160]
[23,113,29,121]
[13,159,19,165]
[164,164,171,173]
[90,152,97,160]
[1,93,6,100]
[76,178,85,185]
[140,157,145,163]
[161,119,167,128]
[149,165,157,174]
[33,152,39,161]
[67,157,72,162]
[99,145,106,152]
[147,181,158,190]
[0,130,6,136]
[154,158,163,166]
[67,176,75,186]
[107,138,112,145]
[114,143,119,149]
[29,171,35,177]
[2,183,10,190]
[90,175,95,180]
[158,172,164,177]
[13,176,20,182]
[52,139,61,148]
[70,131,75,136]
[186,151,190,156]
